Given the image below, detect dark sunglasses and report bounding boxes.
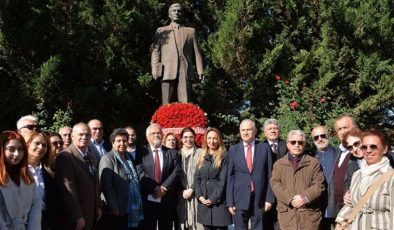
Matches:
[360,144,379,151]
[313,134,327,141]
[51,141,64,146]
[289,141,304,146]
[345,141,361,151]
[19,124,40,131]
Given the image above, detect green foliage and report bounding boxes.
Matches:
[0,0,393,144]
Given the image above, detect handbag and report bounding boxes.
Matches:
[339,169,394,230]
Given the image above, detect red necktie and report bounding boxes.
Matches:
[246,144,254,192]
[154,150,161,183]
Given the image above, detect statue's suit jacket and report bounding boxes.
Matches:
[55,144,101,230]
[151,24,203,81]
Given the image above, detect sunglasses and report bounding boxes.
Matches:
[289,141,305,146]
[19,124,40,131]
[313,134,327,141]
[360,144,379,151]
[345,141,361,151]
[51,141,64,146]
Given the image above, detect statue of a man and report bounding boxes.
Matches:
[151,3,204,105]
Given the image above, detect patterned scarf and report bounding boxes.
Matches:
[114,152,144,228]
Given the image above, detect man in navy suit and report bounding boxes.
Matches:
[136,123,180,230]
[227,119,275,230]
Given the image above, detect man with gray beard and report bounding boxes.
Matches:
[136,123,180,230]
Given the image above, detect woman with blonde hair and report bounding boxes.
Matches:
[25,131,57,229]
[194,128,231,230]
[0,131,41,229]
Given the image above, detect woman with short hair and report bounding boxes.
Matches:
[99,128,143,230]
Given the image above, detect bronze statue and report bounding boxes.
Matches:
[151,3,204,104]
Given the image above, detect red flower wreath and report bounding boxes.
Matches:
[151,103,207,146]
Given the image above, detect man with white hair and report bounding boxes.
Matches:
[59,126,72,148]
[136,123,180,230]
[16,115,40,140]
[270,130,325,230]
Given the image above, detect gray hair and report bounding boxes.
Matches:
[287,130,306,142]
[263,118,280,130]
[146,123,162,136]
[16,115,38,130]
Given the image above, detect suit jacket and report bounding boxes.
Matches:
[89,140,111,167]
[226,140,275,211]
[136,146,180,206]
[55,144,101,230]
[264,139,287,163]
[151,24,203,81]
[313,144,339,218]
[0,177,41,230]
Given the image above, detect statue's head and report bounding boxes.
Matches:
[168,3,182,23]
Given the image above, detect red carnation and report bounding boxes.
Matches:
[275,75,281,81]
[290,101,299,110]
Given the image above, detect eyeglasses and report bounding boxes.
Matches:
[360,144,379,151]
[313,134,327,141]
[51,141,64,146]
[345,141,361,151]
[19,124,40,131]
[289,141,304,146]
[5,147,24,153]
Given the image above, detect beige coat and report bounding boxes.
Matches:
[270,154,325,230]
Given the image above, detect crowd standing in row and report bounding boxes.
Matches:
[0,114,393,230]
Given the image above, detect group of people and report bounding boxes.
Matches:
[0,114,393,230]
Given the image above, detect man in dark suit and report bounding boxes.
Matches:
[227,119,275,230]
[55,122,101,230]
[88,119,110,166]
[136,123,180,230]
[151,3,204,104]
[261,118,287,230]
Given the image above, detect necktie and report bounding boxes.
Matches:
[83,154,95,177]
[271,143,278,154]
[154,150,161,183]
[246,144,254,192]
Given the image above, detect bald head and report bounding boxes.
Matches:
[334,116,357,143]
[311,125,330,151]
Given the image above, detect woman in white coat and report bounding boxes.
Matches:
[0,131,41,230]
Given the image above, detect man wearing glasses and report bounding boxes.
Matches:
[270,130,325,230]
[16,115,40,140]
[332,115,357,217]
[311,125,338,230]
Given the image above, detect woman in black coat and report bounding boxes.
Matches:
[194,128,231,230]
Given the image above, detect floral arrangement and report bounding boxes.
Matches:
[151,103,207,146]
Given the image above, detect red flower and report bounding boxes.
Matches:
[151,103,207,146]
[285,80,290,85]
[275,75,281,81]
[320,98,326,103]
[290,101,299,110]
